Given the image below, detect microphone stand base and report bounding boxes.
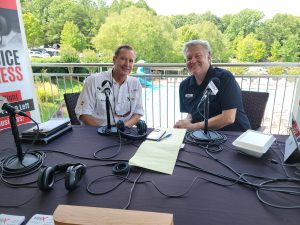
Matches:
[2,153,40,172]
[191,130,223,142]
[97,126,118,136]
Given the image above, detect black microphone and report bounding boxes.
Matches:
[97,80,118,136]
[200,77,220,102]
[0,96,27,116]
[0,96,42,173]
[191,77,223,142]
[101,80,112,96]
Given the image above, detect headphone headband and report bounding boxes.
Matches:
[116,120,147,140]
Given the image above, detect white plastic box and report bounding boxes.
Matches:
[232,130,276,158]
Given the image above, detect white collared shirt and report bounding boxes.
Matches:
[75,70,144,126]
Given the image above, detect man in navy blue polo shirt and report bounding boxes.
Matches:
[174,40,250,131]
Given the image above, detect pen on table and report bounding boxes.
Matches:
[157,133,172,142]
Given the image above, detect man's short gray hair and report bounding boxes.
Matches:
[182,40,212,57]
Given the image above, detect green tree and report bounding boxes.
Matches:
[236,33,266,62]
[89,1,109,41]
[46,0,95,45]
[23,12,44,48]
[280,35,300,62]
[92,6,176,63]
[255,14,300,58]
[269,40,281,61]
[176,21,230,62]
[61,21,86,51]
[169,12,222,30]
[45,0,76,43]
[224,9,264,41]
[109,0,156,15]
[25,0,53,22]
[220,14,233,32]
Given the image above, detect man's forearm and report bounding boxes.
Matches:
[79,114,99,126]
[124,114,142,127]
[192,109,236,130]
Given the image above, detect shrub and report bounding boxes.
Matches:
[227,67,247,75]
[81,49,101,73]
[287,67,300,75]
[35,81,60,102]
[60,45,80,63]
[267,67,285,75]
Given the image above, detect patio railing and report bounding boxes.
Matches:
[31,62,300,134]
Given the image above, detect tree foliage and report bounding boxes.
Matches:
[21,0,300,63]
[92,6,176,62]
[176,21,230,62]
[170,12,221,30]
[224,9,264,41]
[61,21,86,51]
[23,12,44,48]
[255,14,300,57]
[60,44,80,63]
[236,33,266,62]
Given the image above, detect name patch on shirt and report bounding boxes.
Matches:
[185,94,193,98]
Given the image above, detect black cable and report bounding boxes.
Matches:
[184,130,227,150]
[0,114,45,177]
[23,116,40,154]
[0,151,46,178]
[179,148,300,209]
[93,139,134,159]
[123,169,143,209]
[256,179,300,209]
[33,148,126,162]
[87,168,130,195]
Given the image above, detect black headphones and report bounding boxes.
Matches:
[116,120,147,140]
[37,163,86,191]
[112,162,131,175]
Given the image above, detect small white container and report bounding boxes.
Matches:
[232,130,276,158]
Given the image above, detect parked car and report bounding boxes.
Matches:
[45,48,60,56]
[28,50,50,58]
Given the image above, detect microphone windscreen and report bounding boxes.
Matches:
[210,77,220,88]
[0,96,8,111]
[101,80,112,88]
[101,80,112,94]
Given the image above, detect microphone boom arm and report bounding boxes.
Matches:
[105,91,112,130]
[204,95,210,135]
[9,113,24,162]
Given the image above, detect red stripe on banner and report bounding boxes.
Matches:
[0,90,31,130]
[0,112,31,129]
[0,0,17,10]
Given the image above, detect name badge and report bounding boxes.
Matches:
[185,94,193,98]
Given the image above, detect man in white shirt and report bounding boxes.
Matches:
[75,45,144,127]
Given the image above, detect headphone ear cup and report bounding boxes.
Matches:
[37,167,56,191]
[117,120,125,132]
[112,162,130,175]
[136,120,147,135]
[65,163,86,191]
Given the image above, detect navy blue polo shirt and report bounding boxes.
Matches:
[179,66,251,131]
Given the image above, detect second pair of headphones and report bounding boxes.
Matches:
[37,163,86,191]
[116,120,147,140]
[112,162,139,175]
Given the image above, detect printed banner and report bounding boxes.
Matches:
[291,79,300,145]
[0,0,40,129]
